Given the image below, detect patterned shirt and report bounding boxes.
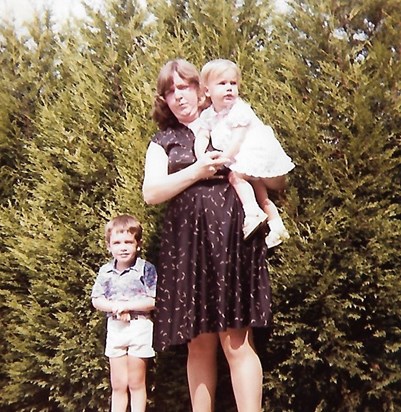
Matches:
[91,257,157,316]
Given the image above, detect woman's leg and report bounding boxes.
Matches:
[187,332,219,412]
[219,327,263,412]
[128,356,148,412]
[109,356,129,412]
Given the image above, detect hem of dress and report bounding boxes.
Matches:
[154,321,272,352]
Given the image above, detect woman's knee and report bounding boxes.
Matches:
[188,332,219,358]
[219,328,256,361]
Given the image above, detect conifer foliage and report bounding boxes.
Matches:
[0,0,400,411]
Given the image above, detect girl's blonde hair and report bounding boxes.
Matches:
[200,59,242,90]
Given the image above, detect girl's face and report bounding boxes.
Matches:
[165,71,200,125]
[205,67,239,113]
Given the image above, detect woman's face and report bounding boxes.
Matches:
[165,71,200,125]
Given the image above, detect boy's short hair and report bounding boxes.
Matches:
[105,214,142,245]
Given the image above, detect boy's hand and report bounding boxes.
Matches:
[118,312,131,322]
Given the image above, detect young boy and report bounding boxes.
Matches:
[91,214,157,412]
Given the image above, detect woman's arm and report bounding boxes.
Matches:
[142,141,228,205]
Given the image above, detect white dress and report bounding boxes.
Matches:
[199,98,295,178]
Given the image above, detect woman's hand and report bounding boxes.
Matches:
[196,151,230,179]
[143,143,230,205]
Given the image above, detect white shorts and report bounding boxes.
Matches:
[105,316,155,358]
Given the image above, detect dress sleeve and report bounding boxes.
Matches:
[226,100,258,128]
[151,130,164,146]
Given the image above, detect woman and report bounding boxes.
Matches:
[142,59,287,412]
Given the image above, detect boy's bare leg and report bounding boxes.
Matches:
[109,356,129,412]
[128,356,148,412]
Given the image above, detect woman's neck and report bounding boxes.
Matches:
[181,111,200,126]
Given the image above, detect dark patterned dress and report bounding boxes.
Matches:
[151,124,272,351]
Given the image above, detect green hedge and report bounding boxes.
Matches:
[0,0,400,410]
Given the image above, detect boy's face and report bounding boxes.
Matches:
[205,67,239,113]
[107,230,139,271]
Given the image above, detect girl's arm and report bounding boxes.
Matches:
[223,125,247,161]
[194,128,211,159]
[142,141,229,205]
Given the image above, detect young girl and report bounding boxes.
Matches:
[194,59,295,247]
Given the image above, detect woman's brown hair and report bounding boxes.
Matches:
[152,59,202,130]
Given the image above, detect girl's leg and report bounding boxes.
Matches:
[228,172,265,217]
[252,179,289,247]
[109,356,129,412]
[128,356,148,412]
[251,179,280,220]
[187,332,219,412]
[228,172,268,239]
[219,328,263,412]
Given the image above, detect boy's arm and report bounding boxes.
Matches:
[118,296,155,313]
[92,296,119,314]
[194,128,211,159]
[92,296,155,314]
[223,126,247,161]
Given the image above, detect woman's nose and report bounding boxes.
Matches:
[174,88,182,99]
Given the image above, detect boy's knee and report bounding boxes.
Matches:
[111,380,128,392]
[128,380,146,392]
